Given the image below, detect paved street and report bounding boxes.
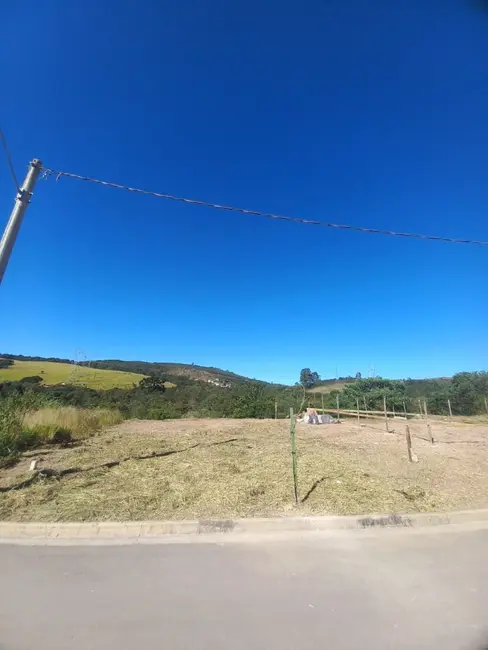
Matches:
[1,526,488,650]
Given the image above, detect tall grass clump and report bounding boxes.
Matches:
[0,388,123,460]
[23,407,123,440]
[0,392,48,458]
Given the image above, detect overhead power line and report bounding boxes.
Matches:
[40,166,488,247]
[0,127,20,191]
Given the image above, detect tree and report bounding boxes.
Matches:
[355,372,362,380]
[299,368,320,389]
[138,376,166,393]
[450,371,488,415]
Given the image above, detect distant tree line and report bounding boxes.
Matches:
[315,374,488,417]
[0,371,486,420]
[0,373,299,420]
[299,368,361,389]
[0,353,73,364]
[0,355,486,420]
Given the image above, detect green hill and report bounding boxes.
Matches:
[308,376,454,399]
[77,359,270,387]
[0,354,469,402]
[0,354,266,387]
[308,380,354,394]
[0,360,145,390]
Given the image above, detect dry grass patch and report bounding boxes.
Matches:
[23,407,123,440]
[1,417,488,522]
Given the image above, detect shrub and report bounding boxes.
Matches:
[20,376,43,385]
[51,428,73,445]
[0,392,47,457]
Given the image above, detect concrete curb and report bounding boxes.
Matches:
[2,509,488,541]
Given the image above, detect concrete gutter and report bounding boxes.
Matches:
[2,509,488,543]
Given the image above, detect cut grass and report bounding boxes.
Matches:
[1,417,488,522]
[0,360,145,389]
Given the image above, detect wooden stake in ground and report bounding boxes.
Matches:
[403,400,407,419]
[363,396,367,414]
[448,398,453,418]
[405,425,413,462]
[321,393,324,414]
[418,399,423,418]
[274,399,278,420]
[423,400,434,443]
[356,398,360,424]
[336,394,341,423]
[383,395,389,432]
[289,407,298,505]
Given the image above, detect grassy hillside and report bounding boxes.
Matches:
[0,353,459,398]
[0,354,265,387]
[308,377,453,398]
[0,360,145,390]
[85,359,269,387]
[308,380,354,394]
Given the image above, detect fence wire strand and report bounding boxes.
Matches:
[40,167,488,247]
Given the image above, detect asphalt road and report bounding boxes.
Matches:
[1,526,488,650]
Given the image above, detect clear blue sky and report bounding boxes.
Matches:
[1,0,487,384]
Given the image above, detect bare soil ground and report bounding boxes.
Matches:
[1,416,488,522]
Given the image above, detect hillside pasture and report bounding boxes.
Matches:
[0,360,146,390]
[307,380,353,394]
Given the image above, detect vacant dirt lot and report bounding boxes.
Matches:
[1,416,488,521]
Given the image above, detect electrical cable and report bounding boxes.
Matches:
[0,127,20,191]
[40,167,488,247]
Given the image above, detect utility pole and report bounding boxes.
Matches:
[0,159,42,285]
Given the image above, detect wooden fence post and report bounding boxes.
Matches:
[418,399,423,418]
[423,399,434,443]
[336,394,341,423]
[356,398,360,424]
[321,393,324,414]
[383,395,389,432]
[403,400,407,419]
[363,396,367,414]
[405,425,413,462]
[448,399,453,418]
[274,399,278,420]
[289,408,298,505]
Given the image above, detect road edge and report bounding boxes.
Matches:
[2,508,488,543]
